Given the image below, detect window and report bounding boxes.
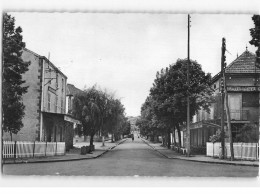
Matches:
[56,73,59,89]
[68,96,73,113]
[242,93,259,107]
[61,98,63,113]
[55,95,58,112]
[68,96,71,112]
[49,66,52,84]
[62,78,64,92]
[47,92,51,111]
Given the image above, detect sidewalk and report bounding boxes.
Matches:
[3,138,126,164]
[142,138,259,167]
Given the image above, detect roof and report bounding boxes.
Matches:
[212,49,260,82]
[225,50,260,74]
[67,84,82,96]
[23,48,68,79]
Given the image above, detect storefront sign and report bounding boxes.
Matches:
[226,86,260,92]
[64,115,81,125]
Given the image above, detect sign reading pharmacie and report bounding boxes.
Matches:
[226,86,260,92]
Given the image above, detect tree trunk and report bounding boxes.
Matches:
[10,132,12,141]
[176,124,182,148]
[111,134,114,143]
[101,118,105,146]
[167,128,171,149]
[154,135,157,143]
[224,85,234,161]
[162,134,166,147]
[90,134,94,146]
[173,128,176,146]
[151,135,154,142]
[84,135,87,142]
[102,136,105,146]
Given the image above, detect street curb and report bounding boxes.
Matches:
[93,138,127,159]
[3,139,127,165]
[141,138,259,167]
[141,138,170,159]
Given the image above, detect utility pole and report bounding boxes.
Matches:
[1,74,3,175]
[1,15,4,173]
[186,14,191,156]
[220,38,226,159]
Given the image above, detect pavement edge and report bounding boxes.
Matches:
[3,138,128,165]
[141,138,259,167]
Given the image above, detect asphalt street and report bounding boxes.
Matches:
[3,136,259,177]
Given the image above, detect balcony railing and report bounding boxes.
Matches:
[229,109,249,121]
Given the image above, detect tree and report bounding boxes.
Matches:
[143,59,213,150]
[123,120,131,136]
[72,86,102,146]
[249,15,260,68]
[234,124,259,143]
[137,96,166,143]
[72,85,127,145]
[2,13,30,139]
[95,89,110,146]
[104,98,126,142]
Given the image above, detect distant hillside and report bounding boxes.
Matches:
[127,116,140,132]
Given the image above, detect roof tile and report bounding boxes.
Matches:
[225,50,260,73]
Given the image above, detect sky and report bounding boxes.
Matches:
[9,12,257,117]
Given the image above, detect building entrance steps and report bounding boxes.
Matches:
[141,138,259,167]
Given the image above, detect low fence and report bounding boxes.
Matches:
[3,141,66,159]
[206,142,259,160]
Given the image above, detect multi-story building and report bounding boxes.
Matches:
[182,48,260,153]
[65,83,82,144]
[3,48,72,148]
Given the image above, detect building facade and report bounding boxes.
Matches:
[65,84,82,144]
[3,48,72,148]
[182,49,260,153]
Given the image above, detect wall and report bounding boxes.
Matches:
[3,49,42,141]
[193,75,259,124]
[42,59,67,114]
[226,76,255,87]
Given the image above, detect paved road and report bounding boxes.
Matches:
[3,136,259,177]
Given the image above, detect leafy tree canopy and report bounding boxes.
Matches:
[72,85,127,145]
[2,13,30,135]
[249,15,260,67]
[138,59,213,146]
[150,59,213,126]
